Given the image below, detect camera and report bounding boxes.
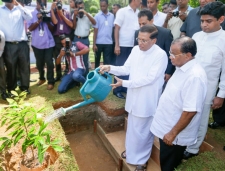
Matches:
[78,7,84,18]
[2,0,13,2]
[39,3,51,22]
[56,0,62,10]
[65,38,70,57]
[172,11,179,17]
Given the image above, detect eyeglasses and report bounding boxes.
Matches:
[136,38,150,44]
[169,51,185,59]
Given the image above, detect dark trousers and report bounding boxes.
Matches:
[159,139,186,171]
[113,46,132,94]
[0,57,6,93]
[95,44,113,68]
[32,46,55,85]
[74,36,90,77]
[3,41,30,91]
[212,99,225,125]
[58,68,85,94]
[111,42,116,65]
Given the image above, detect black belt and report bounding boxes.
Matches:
[6,41,25,44]
[75,35,88,39]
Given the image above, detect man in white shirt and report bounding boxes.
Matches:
[151,37,207,171]
[183,1,225,160]
[147,0,166,27]
[0,0,32,95]
[100,25,168,171]
[163,0,193,39]
[113,0,141,99]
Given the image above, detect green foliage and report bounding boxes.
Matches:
[158,0,200,11]
[90,6,98,13]
[83,0,100,13]
[0,91,63,165]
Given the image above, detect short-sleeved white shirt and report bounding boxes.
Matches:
[74,13,93,37]
[150,59,207,146]
[114,5,139,47]
[153,10,167,27]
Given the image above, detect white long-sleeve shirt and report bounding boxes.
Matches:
[110,45,168,117]
[0,4,32,42]
[193,28,225,104]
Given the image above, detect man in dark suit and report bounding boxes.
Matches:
[134,9,174,82]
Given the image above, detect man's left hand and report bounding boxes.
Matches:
[211,97,224,109]
[179,12,187,21]
[163,131,177,146]
[110,76,122,89]
[164,74,171,82]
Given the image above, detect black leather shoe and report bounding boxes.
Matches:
[208,122,223,129]
[54,77,61,82]
[113,92,125,99]
[20,89,31,95]
[183,150,198,160]
[223,146,225,151]
[1,92,9,100]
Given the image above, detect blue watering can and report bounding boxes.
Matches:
[45,68,112,123]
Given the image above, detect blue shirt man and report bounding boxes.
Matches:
[93,0,114,68]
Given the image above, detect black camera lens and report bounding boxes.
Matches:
[57,1,62,10]
[172,11,179,17]
[78,7,84,18]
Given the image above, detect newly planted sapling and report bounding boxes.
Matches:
[0,91,63,166]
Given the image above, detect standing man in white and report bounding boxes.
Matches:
[151,37,207,171]
[183,1,225,160]
[113,0,141,99]
[100,25,168,171]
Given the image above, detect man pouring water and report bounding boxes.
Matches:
[99,25,168,171]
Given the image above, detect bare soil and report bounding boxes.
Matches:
[66,129,117,171]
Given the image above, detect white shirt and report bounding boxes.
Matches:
[151,59,207,146]
[110,45,168,117]
[0,30,5,57]
[114,5,139,47]
[193,28,225,104]
[74,13,93,37]
[153,10,167,27]
[0,4,32,42]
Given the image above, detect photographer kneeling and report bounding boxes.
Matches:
[28,0,55,90]
[57,35,89,94]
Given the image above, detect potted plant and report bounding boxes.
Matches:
[0,91,63,171]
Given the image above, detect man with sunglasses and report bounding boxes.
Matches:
[99,25,168,171]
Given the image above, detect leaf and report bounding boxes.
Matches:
[1,118,7,127]
[6,122,19,131]
[0,137,9,141]
[50,139,61,145]
[9,130,19,137]
[0,139,12,152]
[46,134,50,144]
[6,98,15,104]
[37,143,44,164]
[52,145,64,152]
[38,123,47,135]
[14,130,24,145]
[10,91,18,97]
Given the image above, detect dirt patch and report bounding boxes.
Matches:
[205,133,225,159]
[66,129,117,171]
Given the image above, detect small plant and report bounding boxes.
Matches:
[0,91,63,166]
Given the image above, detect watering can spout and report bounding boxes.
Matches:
[45,98,96,123]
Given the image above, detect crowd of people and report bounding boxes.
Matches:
[0,0,225,170]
